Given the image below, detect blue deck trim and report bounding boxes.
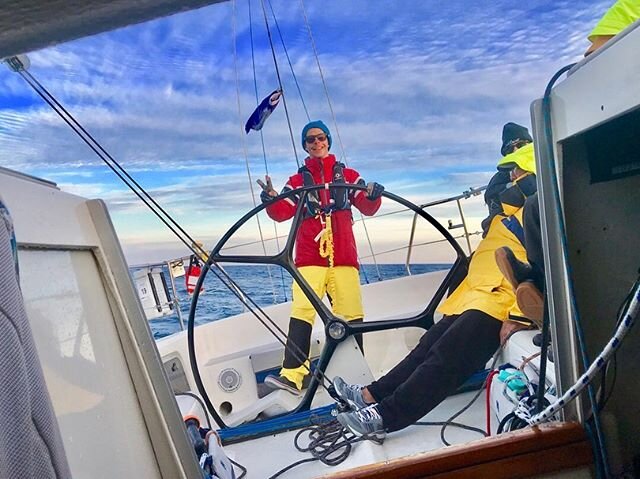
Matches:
[217,404,335,445]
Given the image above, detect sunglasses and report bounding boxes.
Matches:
[305,134,328,144]
[504,139,529,155]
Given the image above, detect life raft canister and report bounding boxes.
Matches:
[185,255,204,295]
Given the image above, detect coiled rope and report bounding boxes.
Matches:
[267,419,383,479]
[315,214,335,267]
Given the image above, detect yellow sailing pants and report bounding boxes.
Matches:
[281,265,364,388]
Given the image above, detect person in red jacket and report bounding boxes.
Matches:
[259,120,384,394]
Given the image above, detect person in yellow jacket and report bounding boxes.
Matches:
[333,125,538,436]
[585,0,640,55]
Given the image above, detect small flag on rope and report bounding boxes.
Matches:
[245,89,282,133]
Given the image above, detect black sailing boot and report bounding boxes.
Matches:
[263,318,312,396]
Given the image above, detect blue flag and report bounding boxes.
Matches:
[245,89,282,133]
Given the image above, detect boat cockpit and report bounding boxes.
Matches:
[1,1,640,478]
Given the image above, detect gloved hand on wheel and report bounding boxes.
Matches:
[366,182,384,200]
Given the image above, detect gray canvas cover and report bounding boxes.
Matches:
[0,200,72,478]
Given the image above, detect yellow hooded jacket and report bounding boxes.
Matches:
[438,144,536,322]
[438,209,527,321]
[496,142,536,174]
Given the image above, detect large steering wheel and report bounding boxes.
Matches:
[187,184,468,428]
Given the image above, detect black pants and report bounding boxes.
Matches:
[368,310,501,432]
[523,193,545,291]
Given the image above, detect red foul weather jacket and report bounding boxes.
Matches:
[265,154,381,268]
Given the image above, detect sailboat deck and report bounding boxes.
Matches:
[225,394,593,479]
[225,390,489,478]
[322,422,592,479]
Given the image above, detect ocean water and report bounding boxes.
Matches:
[145,263,450,339]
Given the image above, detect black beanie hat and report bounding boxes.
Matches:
[501,122,533,156]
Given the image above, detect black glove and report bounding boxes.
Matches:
[366,182,384,200]
[260,190,273,203]
[257,176,277,203]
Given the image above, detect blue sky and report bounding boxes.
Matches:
[0,0,611,263]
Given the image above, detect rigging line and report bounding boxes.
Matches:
[194,263,333,392]
[536,62,610,477]
[248,0,288,301]
[248,0,270,175]
[20,72,254,312]
[19,71,209,260]
[268,421,382,479]
[22,71,250,305]
[297,0,382,281]
[232,0,278,305]
[17,68,312,370]
[213,233,287,251]
[358,220,381,281]
[266,0,310,121]
[17,72,196,254]
[259,0,300,168]
[297,0,346,163]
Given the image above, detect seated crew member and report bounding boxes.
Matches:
[495,2,640,321]
[481,123,532,237]
[333,126,538,437]
[259,120,384,395]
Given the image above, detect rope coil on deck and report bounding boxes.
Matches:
[267,419,383,479]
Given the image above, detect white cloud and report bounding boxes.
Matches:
[57,182,107,197]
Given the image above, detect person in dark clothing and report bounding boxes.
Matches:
[335,310,503,434]
[488,124,544,323]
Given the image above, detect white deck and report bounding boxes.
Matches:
[224,390,490,479]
